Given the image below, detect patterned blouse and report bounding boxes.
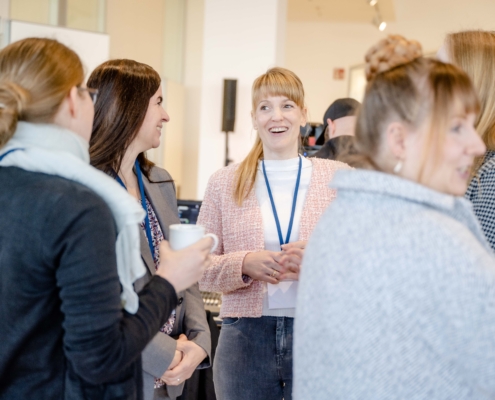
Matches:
[465,150,495,251]
[140,195,176,388]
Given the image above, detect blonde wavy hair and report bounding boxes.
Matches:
[444,31,495,156]
[354,35,479,182]
[233,67,305,205]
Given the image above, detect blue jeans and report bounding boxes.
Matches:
[213,316,293,400]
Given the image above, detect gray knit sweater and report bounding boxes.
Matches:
[294,169,495,400]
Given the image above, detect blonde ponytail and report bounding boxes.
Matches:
[234,137,263,206]
[233,67,305,206]
[0,82,29,148]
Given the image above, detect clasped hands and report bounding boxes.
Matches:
[160,334,207,386]
[241,240,306,283]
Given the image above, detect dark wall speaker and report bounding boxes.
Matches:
[222,79,237,132]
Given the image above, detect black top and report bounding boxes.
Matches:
[0,167,178,400]
[311,135,356,161]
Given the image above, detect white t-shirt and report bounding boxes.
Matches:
[255,156,313,318]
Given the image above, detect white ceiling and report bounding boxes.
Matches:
[288,0,396,23]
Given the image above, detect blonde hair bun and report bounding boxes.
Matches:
[0,82,29,148]
[365,35,423,81]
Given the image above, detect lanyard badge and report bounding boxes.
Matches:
[261,155,302,248]
[115,160,155,258]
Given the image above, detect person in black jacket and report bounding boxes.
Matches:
[312,98,360,161]
[0,38,212,400]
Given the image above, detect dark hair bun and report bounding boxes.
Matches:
[364,35,423,81]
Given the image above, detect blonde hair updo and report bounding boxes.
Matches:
[354,34,479,181]
[0,38,84,148]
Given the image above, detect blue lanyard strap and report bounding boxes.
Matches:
[0,148,24,162]
[114,160,155,258]
[261,155,302,248]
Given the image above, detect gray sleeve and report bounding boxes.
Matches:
[141,330,178,379]
[183,283,212,368]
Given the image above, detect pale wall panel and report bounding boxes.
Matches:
[106,0,164,74]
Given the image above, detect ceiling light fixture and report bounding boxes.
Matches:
[370,2,387,31]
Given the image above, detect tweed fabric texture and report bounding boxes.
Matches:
[295,169,495,400]
[465,150,495,251]
[197,158,349,318]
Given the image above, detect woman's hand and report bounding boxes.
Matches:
[242,251,283,284]
[156,238,213,293]
[161,334,207,386]
[279,241,306,281]
[167,349,183,371]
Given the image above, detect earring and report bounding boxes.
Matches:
[393,160,403,174]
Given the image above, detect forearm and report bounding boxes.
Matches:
[199,252,253,293]
[63,276,178,385]
[142,330,178,378]
[183,284,211,368]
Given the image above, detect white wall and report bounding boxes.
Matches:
[194,0,287,199]
[285,0,495,123]
[181,0,204,200]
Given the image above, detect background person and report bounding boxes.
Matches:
[294,35,495,399]
[439,30,495,250]
[88,59,211,400]
[0,38,210,400]
[313,98,360,160]
[197,67,350,400]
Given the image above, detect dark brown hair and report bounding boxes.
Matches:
[88,59,161,179]
[354,35,479,182]
[0,38,83,148]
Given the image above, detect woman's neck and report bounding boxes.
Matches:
[262,145,299,161]
[118,147,141,198]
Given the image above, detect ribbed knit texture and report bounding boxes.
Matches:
[294,169,495,400]
[197,158,349,318]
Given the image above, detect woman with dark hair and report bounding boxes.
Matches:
[0,39,210,400]
[88,59,211,400]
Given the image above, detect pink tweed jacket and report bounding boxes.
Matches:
[197,157,350,318]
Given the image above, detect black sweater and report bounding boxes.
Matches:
[0,167,178,399]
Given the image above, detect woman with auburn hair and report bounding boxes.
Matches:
[197,67,350,399]
[294,35,495,399]
[0,39,210,399]
[439,30,495,249]
[88,59,211,400]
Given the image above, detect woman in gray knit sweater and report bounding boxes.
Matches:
[293,35,495,400]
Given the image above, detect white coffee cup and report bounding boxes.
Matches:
[169,224,218,252]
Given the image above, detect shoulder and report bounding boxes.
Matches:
[0,167,113,232]
[308,157,351,186]
[474,151,495,184]
[205,163,239,188]
[310,157,351,173]
[149,165,174,182]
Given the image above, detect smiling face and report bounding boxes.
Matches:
[252,95,307,160]
[133,85,169,152]
[401,108,485,196]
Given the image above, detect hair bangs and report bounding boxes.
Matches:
[251,67,304,110]
[417,61,480,183]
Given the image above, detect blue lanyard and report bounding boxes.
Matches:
[261,155,302,248]
[0,148,24,161]
[115,160,155,258]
